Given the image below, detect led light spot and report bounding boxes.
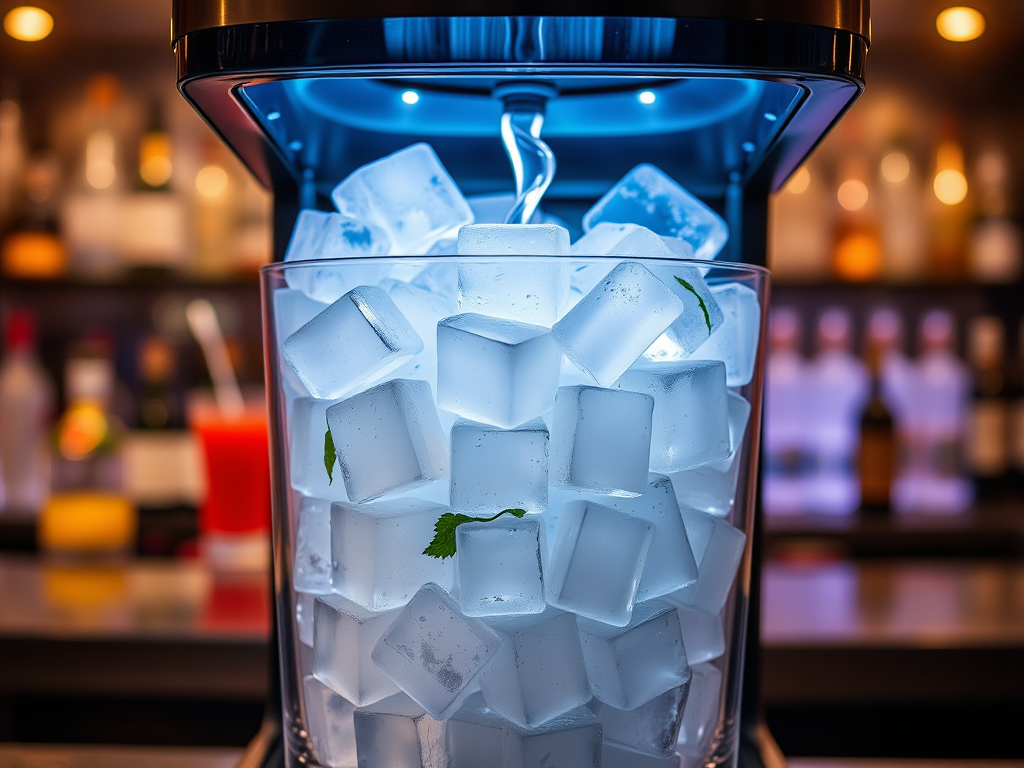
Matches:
[936,6,985,42]
[638,90,656,105]
[934,168,968,205]
[401,90,420,105]
[3,6,53,42]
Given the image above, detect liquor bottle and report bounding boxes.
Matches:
[0,82,26,231]
[966,316,1009,501]
[928,123,972,281]
[762,307,811,514]
[968,149,1022,283]
[832,116,882,282]
[0,309,55,513]
[1010,319,1024,495]
[0,151,67,278]
[807,309,869,514]
[893,310,973,513]
[859,313,899,512]
[137,335,181,430]
[878,132,927,282]
[769,157,833,280]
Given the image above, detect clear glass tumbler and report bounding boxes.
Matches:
[261,254,768,768]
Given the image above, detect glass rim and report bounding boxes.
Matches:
[261,254,770,278]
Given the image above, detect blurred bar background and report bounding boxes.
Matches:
[0,0,1022,765]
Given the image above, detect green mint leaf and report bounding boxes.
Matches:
[423,508,528,560]
[674,275,712,333]
[324,425,336,486]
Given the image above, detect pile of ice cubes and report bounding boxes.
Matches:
[280,143,760,768]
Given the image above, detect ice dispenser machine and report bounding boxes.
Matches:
[173,4,868,767]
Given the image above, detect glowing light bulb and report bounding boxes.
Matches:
[936,7,985,42]
[638,91,656,105]
[837,179,869,211]
[401,90,420,105]
[196,165,229,198]
[880,152,911,185]
[786,167,811,194]
[934,169,968,205]
[3,6,54,42]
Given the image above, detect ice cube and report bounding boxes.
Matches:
[570,222,643,256]
[578,600,690,710]
[582,164,728,260]
[650,266,724,354]
[660,599,725,665]
[504,707,603,768]
[331,143,473,255]
[275,288,331,395]
[457,224,571,326]
[313,593,402,706]
[297,591,315,646]
[330,499,453,611]
[294,496,334,594]
[688,283,762,387]
[447,693,505,768]
[437,314,561,429]
[303,674,357,768]
[545,500,653,626]
[670,392,751,517]
[676,663,722,760]
[283,287,423,401]
[552,261,685,387]
[479,609,591,729]
[617,360,730,473]
[372,583,502,720]
[602,742,681,768]
[674,507,746,615]
[353,693,449,768]
[607,475,698,601]
[290,398,348,501]
[549,386,654,497]
[592,683,688,757]
[456,515,546,617]
[283,210,393,303]
[450,420,548,516]
[326,380,448,503]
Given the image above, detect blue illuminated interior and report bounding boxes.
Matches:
[240,74,803,202]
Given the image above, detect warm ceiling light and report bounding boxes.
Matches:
[936,7,985,42]
[3,6,54,41]
[934,168,968,205]
[837,179,869,212]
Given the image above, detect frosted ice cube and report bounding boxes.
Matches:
[578,600,690,710]
[331,143,473,255]
[303,674,357,768]
[545,500,653,626]
[447,693,505,768]
[607,475,698,601]
[570,222,643,256]
[504,707,603,768]
[326,380,448,503]
[297,591,315,646]
[549,386,654,497]
[290,398,347,501]
[688,283,761,387]
[674,507,746,615]
[275,289,330,396]
[353,693,449,768]
[651,266,724,354]
[313,593,402,706]
[582,164,728,260]
[617,360,730,473]
[437,314,561,429]
[479,609,591,729]
[283,287,423,401]
[294,496,333,594]
[457,224,570,326]
[676,663,722,760]
[283,210,393,303]
[669,392,751,517]
[330,499,453,611]
[660,599,725,665]
[602,742,681,768]
[450,420,548,516]
[372,583,502,720]
[592,683,688,757]
[552,261,685,386]
[456,515,545,617]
